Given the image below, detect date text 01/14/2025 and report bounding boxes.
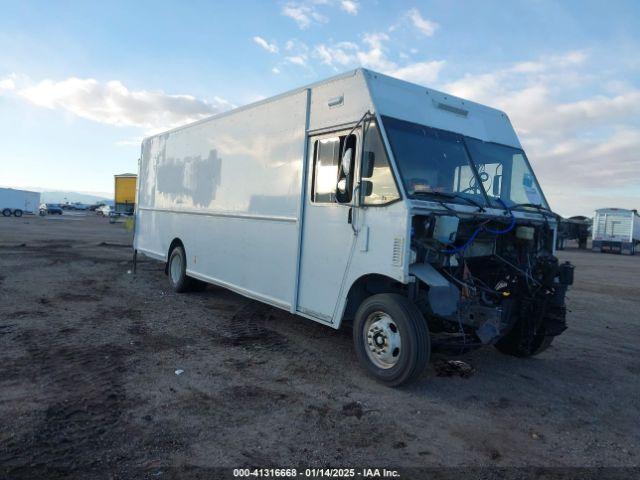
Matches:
[232,468,401,478]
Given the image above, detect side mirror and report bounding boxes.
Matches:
[492,175,502,196]
[337,178,348,195]
[341,148,353,176]
[362,151,375,178]
[361,180,373,197]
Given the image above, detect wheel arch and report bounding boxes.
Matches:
[337,273,406,329]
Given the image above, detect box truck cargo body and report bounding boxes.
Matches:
[0,187,41,217]
[592,208,640,255]
[135,69,573,385]
[114,173,137,214]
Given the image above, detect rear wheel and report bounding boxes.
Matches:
[167,245,206,293]
[353,293,430,387]
[168,245,192,293]
[2,208,11,217]
[13,209,23,217]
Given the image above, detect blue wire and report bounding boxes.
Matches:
[484,214,516,234]
[442,213,516,253]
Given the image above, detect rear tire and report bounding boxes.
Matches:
[14,209,23,217]
[2,208,11,217]
[353,293,430,387]
[167,245,194,293]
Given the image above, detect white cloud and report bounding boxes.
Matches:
[357,33,397,71]
[314,42,358,66]
[286,55,308,67]
[390,60,445,85]
[340,0,359,15]
[272,67,281,74]
[282,3,328,29]
[0,74,16,91]
[16,77,234,132]
[253,36,278,54]
[408,8,439,37]
[115,137,143,147]
[309,34,445,84]
[441,51,640,215]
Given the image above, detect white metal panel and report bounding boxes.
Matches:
[308,70,374,132]
[136,90,309,309]
[364,70,522,149]
[332,201,409,327]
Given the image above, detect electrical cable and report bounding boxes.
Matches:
[441,213,516,253]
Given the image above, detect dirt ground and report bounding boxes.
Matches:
[1,214,639,477]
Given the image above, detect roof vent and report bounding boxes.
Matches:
[434,100,468,117]
[328,95,344,108]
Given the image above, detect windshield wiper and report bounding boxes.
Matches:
[412,191,485,212]
[510,203,559,218]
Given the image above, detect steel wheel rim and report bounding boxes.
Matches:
[169,253,182,284]
[363,311,402,369]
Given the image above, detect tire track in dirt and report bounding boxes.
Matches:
[0,323,135,476]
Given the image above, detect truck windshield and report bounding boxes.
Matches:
[464,137,549,210]
[381,115,549,210]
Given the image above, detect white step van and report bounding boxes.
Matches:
[134,69,574,385]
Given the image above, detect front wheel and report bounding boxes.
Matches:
[353,293,430,387]
[13,209,23,217]
[494,325,554,357]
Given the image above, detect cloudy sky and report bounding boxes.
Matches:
[0,0,638,216]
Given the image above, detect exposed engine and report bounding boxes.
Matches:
[410,212,574,356]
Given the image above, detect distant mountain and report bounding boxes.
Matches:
[41,191,111,205]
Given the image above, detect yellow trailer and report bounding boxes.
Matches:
[114,173,137,214]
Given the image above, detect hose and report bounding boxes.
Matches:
[442,214,516,253]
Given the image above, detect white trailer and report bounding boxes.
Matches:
[0,187,41,217]
[135,69,573,385]
[592,208,640,255]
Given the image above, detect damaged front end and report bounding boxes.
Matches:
[409,211,574,357]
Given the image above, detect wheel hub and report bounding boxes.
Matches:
[169,254,182,284]
[364,312,401,369]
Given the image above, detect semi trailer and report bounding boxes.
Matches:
[0,187,41,217]
[556,215,591,250]
[592,208,640,255]
[134,69,574,386]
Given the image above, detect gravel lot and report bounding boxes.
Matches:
[1,214,639,477]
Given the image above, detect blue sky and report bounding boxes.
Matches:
[0,0,638,215]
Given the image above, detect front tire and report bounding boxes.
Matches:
[353,293,430,387]
[495,324,554,357]
[14,209,23,217]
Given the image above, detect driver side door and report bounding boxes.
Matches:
[296,131,359,324]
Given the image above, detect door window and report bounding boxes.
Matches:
[362,120,400,205]
[311,134,356,204]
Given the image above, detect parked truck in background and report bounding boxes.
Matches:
[134,69,574,386]
[114,173,137,215]
[0,187,41,217]
[592,208,640,255]
[556,216,591,250]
